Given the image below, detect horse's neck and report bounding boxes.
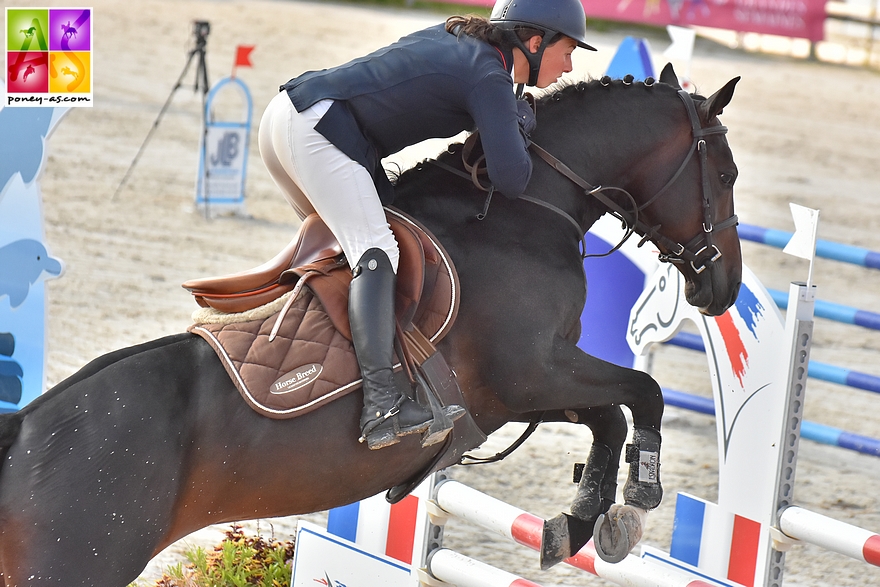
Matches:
[531,86,685,237]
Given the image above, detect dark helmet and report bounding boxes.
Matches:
[490,0,595,86]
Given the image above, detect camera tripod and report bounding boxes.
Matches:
[112,21,211,200]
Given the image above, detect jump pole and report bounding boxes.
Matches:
[777,507,880,567]
[425,478,715,587]
[425,549,544,587]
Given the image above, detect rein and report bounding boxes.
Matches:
[430,88,738,272]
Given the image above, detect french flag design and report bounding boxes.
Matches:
[327,492,423,565]
[713,284,766,388]
[670,493,762,587]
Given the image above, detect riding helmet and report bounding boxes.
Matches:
[490,0,596,86]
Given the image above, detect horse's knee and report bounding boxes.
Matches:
[582,405,628,449]
[626,371,664,430]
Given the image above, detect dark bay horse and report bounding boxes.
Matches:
[0,65,741,586]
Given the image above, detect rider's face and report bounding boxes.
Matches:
[535,37,577,88]
[514,35,577,88]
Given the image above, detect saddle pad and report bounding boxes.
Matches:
[189,288,362,419]
[187,209,460,421]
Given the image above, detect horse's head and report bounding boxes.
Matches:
[558,65,741,316]
[528,65,741,316]
[640,64,742,316]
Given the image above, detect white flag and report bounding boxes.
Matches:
[663,26,696,63]
[783,203,820,260]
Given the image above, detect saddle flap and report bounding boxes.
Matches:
[273,214,427,341]
[389,215,425,329]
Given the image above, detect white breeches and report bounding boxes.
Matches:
[258,91,400,273]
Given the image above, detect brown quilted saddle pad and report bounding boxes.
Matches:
[186,209,460,419]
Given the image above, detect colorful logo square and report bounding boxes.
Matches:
[49,9,91,52]
[49,51,89,93]
[5,7,93,107]
[6,9,49,52]
[6,51,48,93]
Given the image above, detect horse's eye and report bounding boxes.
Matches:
[720,173,736,186]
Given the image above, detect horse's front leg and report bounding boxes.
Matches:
[497,340,664,566]
[534,406,625,568]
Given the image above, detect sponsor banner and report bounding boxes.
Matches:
[584,0,827,43]
[196,76,252,214]
[448,0,827,42]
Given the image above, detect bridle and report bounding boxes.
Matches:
[432,88,738,274]
[530,88,737,273]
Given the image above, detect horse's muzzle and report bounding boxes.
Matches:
[687,267,741,317]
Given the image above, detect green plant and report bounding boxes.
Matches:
[141,524,296,587]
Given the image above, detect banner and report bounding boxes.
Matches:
[453,0,827,42]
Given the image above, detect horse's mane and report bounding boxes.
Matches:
[532,75,707,106]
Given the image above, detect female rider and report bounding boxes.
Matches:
[258,0,596,450]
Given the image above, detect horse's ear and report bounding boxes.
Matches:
[704,76,741,119]
[659,63,680,89]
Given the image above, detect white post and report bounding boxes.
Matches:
[763,281,816,587]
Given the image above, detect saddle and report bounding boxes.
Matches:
[182,209,457,342]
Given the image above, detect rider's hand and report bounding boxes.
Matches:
[516,99,537,143]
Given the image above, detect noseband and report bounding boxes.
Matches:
[528,89,738,274]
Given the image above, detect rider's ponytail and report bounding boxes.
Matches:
[445,15,550,49]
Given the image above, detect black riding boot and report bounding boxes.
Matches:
[351,248,434,450]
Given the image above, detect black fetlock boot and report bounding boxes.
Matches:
[571,442,617,520]
[351,248,434,450]
[622,426,663,510]
[541,443,617,570]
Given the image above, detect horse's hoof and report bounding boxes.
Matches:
[593,513,630,563]
[540,513,595,569]
[593,505,644,563]
[540,514,570,570]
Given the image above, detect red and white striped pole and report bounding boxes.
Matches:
[428,549,544,587]
[431,480,716,587]
[779,506,880,567]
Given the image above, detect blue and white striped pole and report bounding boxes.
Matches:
[667,332,880,395]
[661,388,880,457]
[739,223,880,270]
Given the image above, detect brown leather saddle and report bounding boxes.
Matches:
[182,208,458,342]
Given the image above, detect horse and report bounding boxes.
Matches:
[0,64,741,586]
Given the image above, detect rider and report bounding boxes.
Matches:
[258,0,596,450]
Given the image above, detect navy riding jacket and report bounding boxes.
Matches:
[281,24,531,204]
